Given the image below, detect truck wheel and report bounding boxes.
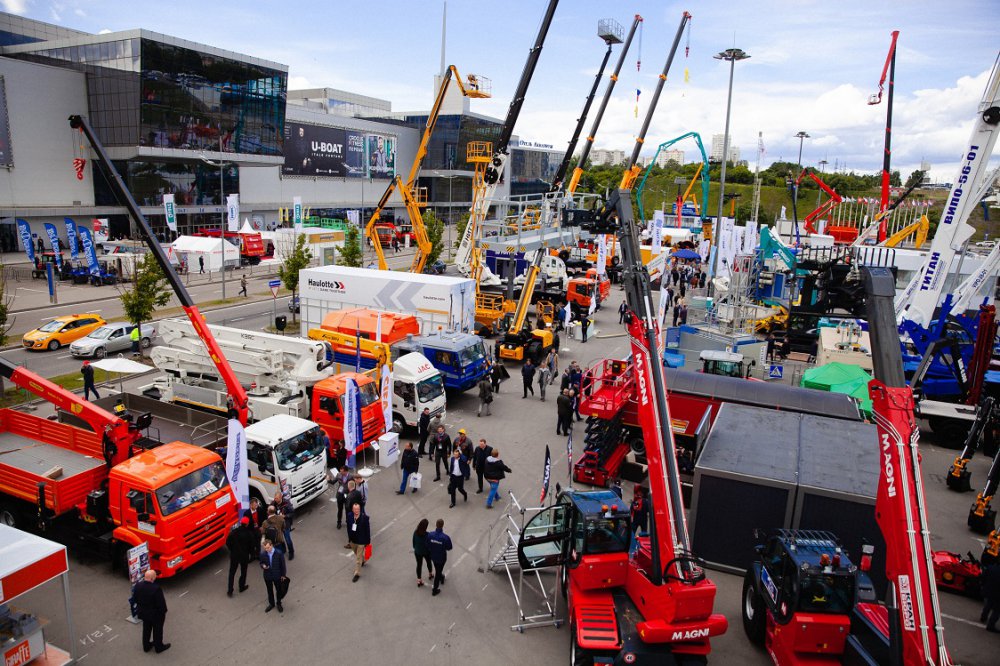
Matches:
[628,434,645,456]
[391,413,406,434]
[94,346,106,359]
[928,418,971,449]
[47,339,60,351]
[0,502,21,528]
[742,568,766,646]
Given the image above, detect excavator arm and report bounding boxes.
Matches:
[0,357,133,467]
[70,114,250,424]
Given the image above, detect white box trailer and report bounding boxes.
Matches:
[298,266,477,337]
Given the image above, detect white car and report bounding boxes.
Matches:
[69,322,158,358]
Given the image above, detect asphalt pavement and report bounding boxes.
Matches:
[10,286,999,666]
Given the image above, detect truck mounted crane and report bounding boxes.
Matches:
[868,30,900,242]
[365,65,490,274]
[70,114,250,426]
[789,168,843,239]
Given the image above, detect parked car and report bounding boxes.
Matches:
[69,322,158,358]
[22,314,107,351]
[289,295,300,314]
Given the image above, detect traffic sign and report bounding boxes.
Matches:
[768,365,784,380]
[269,279,281,298]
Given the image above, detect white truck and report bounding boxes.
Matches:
[243,414,330,509]
[145,318,447,435]
[297,265,477,336]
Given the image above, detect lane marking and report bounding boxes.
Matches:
[941,612,984,628]
[178,590,189,597]
[448,622,455,632]
[107,634,118,643]
[215,569,223,575]
[429,644,436,653]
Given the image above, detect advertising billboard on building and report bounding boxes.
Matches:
[0,77,12,168]
[282,121,394,179]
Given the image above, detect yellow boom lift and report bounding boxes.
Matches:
[364,66,490,273]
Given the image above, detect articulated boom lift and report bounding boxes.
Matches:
[71,114,250,425]
[791,168,843,237]
[365,65,490,274]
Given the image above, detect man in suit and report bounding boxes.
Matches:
[347,501,371,583]
[226,516,256,597]
[132,569,170,653]
[259,539,287,613]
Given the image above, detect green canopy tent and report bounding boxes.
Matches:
[801,362,873,418]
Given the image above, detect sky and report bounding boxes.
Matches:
[4,0,998,183]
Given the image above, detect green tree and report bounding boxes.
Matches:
[279,233,314,322]
[905,169,926,189]
[338,226,363,268]
[424,211,445,265]
[118,253,172,358]
[453,211,471,248]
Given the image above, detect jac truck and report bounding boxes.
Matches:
[0,358,237,578]
[313,307,488,391]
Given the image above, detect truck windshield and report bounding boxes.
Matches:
[358,382,381,407]
[156,461,229,517]
[798,573,855,614]
[458,342,485,366]
[275,429,326,471]
[417,374,445,403]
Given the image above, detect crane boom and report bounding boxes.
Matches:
[566,15,643,194]
[70,114,250,424]
[863,266,952,666]
[869,30,900,236]
[895,55,1000,325]
[619,13,692,191]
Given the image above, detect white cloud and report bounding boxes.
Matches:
[0,0,28,15]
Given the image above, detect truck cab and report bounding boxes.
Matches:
[244,415,328,509]
[389,353,446,432]
[515,253,568,291]
[311,372,386,457]
[742,530,872,664]
[699,350,755,379]
[565,278,597,317]
[395,331,488,391]
[108,443,238,577]
[585,268,611,301]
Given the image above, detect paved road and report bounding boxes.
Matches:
[10,290,998,666]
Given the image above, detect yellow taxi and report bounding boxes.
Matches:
[22,314,107,351]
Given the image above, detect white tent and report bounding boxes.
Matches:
[170,235,237,272]
[239,218,257,234]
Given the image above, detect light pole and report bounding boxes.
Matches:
[200,155,232,299]
[793,131,809,215]
[712,47,750,279]
[817,158,828,207]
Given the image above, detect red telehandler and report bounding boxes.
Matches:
[518,183,727,663]
[741,266,952,665]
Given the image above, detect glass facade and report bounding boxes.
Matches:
[388,113,500,171]
[139,39,286,155]
[511,148,558,197]
[94,159,238,208]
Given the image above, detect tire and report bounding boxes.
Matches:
[47,339,60,351]
[94,346,106,359]
[628,434,646,456]
[742,568,766,646]
[0,502,21,529]
[391,413,407,434]
[929,418,971,449]
[560,564,569,600]
[141,337,152,349]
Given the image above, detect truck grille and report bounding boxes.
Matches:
[293,470,326,505]
[183,510,230,556]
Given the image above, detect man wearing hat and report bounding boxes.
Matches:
[454,428,473,481]
[226,514,257,597]
[81,360,99,401]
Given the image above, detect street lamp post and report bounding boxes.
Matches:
[793,131,810,216]
[817,158,828,207]
[712,47,750,280]
[200,155,231,300]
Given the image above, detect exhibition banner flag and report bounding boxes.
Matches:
[225,418,250,513]
[226,194,239,232]
[596,234,607,276]
[651,210,664,257]
[77,226,101,276]
[43,223,62,269]
[344,378,362,463]
[63,218,79,259]
[16,218,34,263]
[293,197,303,230]
[163,194,177,233]
[566,430,573,477]
[539,445,551,504]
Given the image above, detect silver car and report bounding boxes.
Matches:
[69,322,158,358]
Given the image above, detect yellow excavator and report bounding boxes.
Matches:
[498,249,554,362]
[883,214,930,249]
[364,65,490,274]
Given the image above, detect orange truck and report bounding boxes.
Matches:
[0,359,237,578]
[310,371,386,457]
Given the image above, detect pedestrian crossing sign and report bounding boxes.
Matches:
[768,365,783,380]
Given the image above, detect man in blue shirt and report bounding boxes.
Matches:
[427,518,453,596]
[259,539,287,613]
